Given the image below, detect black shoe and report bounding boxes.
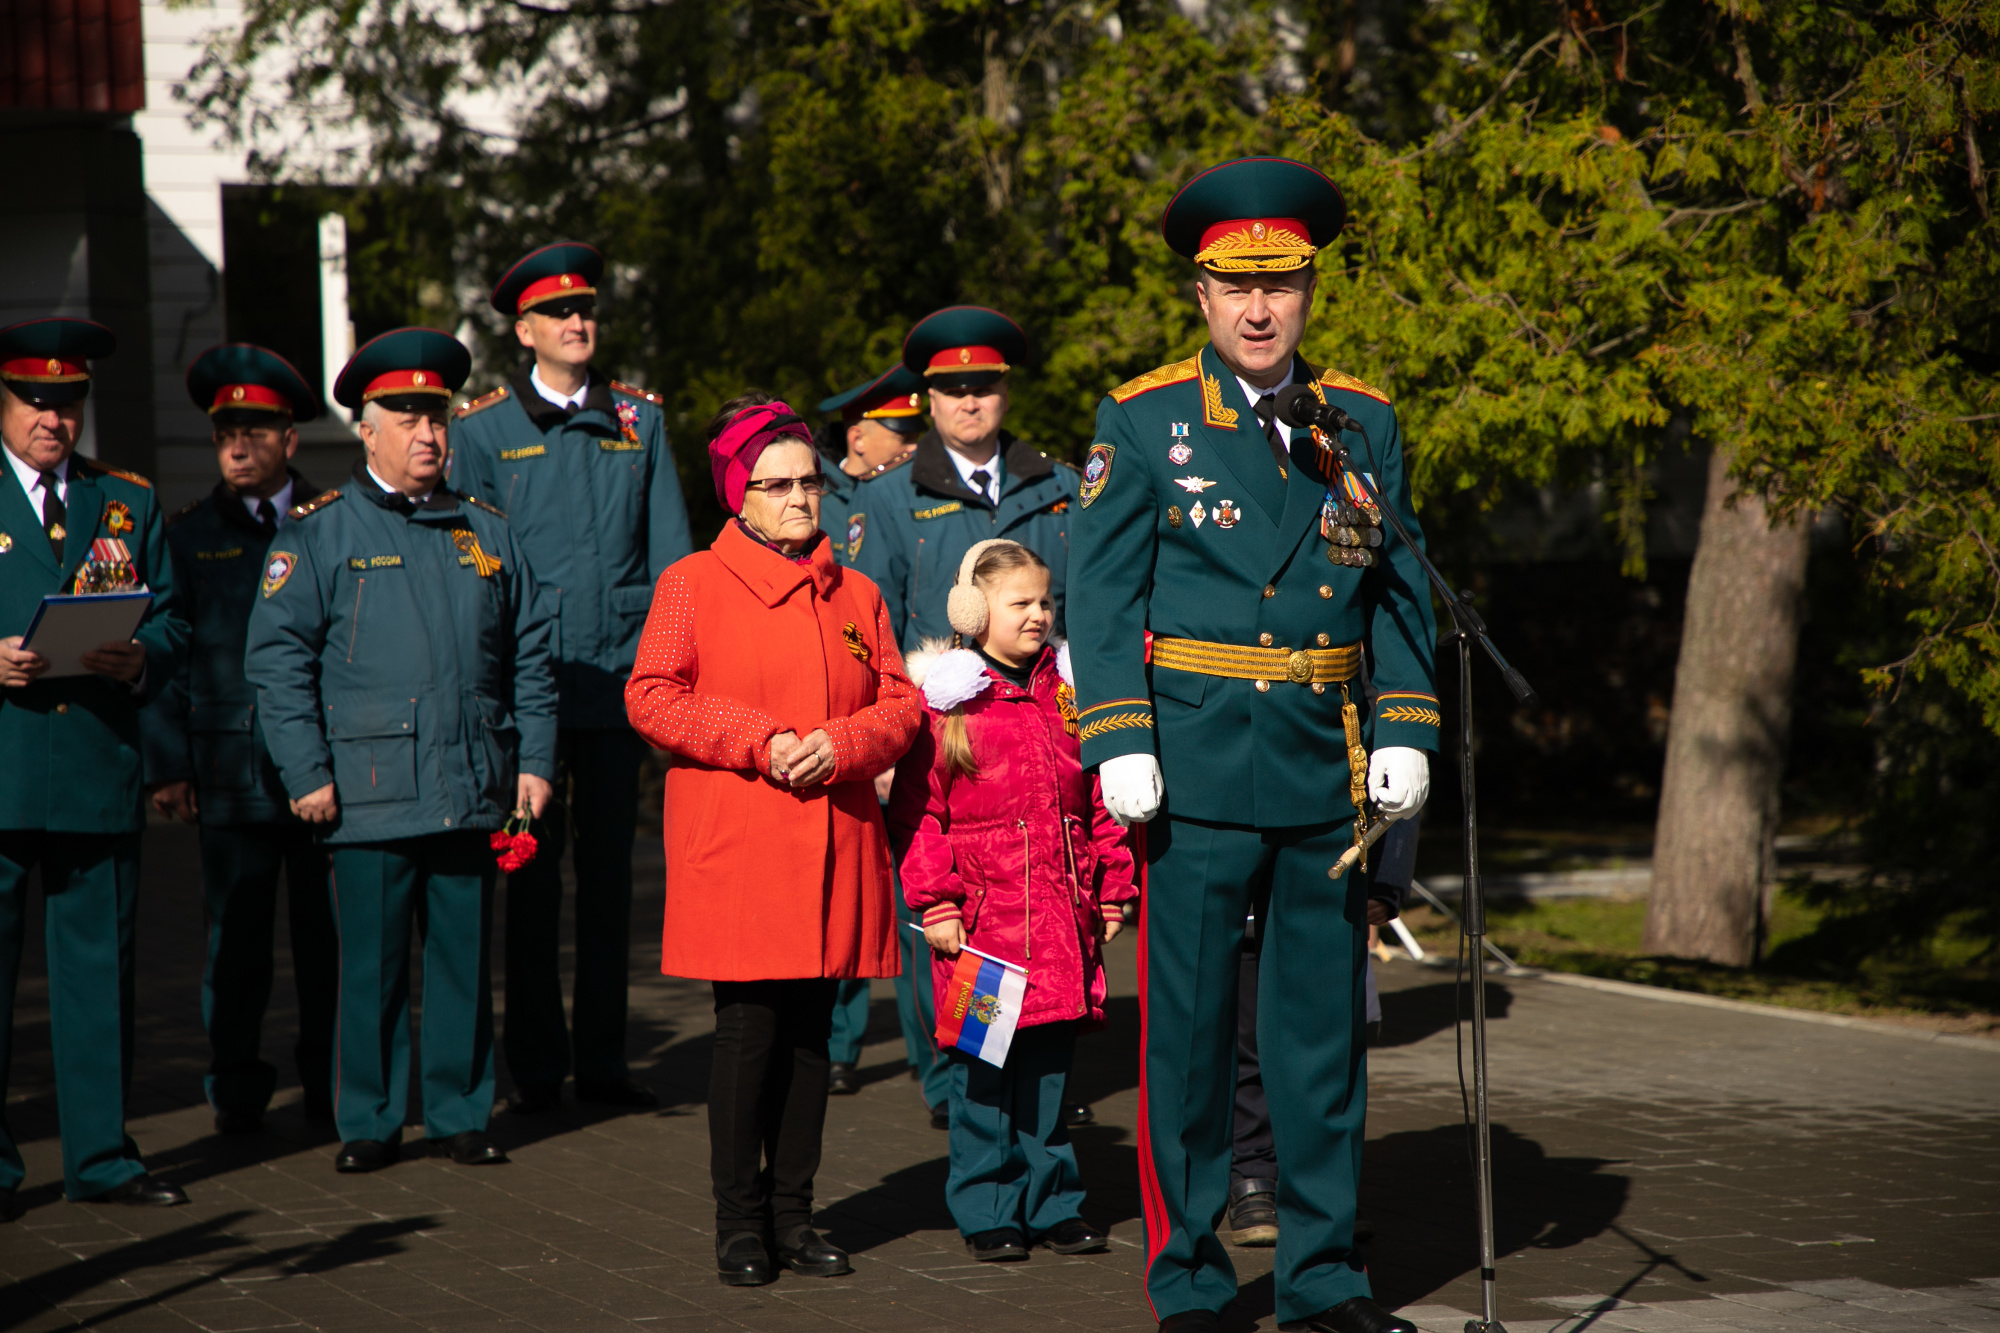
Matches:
[213,1109,263,1136]
[1159,1312,1222,1333]
[775,1224,852,1277]
[335,1138,399,1173]
[966,1227,1028,1261]
[576,1077,658,1109]
[716,1230,775,1287]
[428,1130,508,1165]
[1289,1296,1419,1333]
[1041,1218,1108,1254]
[1061,1101,1095,1127]
[508,1083,561,1114]
[85,1174,188,1207]
[828,1063,860,1095]
[929,1104,950,1131]
[1228,1177,1279,1247]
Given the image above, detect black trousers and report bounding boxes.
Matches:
[709,978,836,1234]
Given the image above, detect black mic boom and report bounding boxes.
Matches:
[1273,383,1356,435]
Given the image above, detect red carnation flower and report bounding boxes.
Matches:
[492,812,539,872]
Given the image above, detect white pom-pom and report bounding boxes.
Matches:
[923,650,993,712]
[902,636,956,689]
[1056,641,1074,687]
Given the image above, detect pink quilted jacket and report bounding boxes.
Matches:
[888,644,1139,1031]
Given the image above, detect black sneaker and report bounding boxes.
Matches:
[828,1063,860,1095]
[966,1227,1029,1261]
[1041,1218,1108,1254]
[929,1103,950,1131]
[1227,1177,1278,1247]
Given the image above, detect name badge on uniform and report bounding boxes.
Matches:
[349,555,404,570]
[499,444,545,461]
[913,501,963,521]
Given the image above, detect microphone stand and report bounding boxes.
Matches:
[1317,424,1537,1333]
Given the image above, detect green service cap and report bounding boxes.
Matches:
[491,241,604,317]
[901,306,1028,391]
[186,343,322,424]
[0,317,115,407]
[1162,157,1346,272]
[818,363,928,433]
[332,327,471,413]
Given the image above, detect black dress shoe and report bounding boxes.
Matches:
[508,1083,561,1114]
[1061,1101,1095,1126]
[966,1227,1029,1261]
[1040,1218,1108,1254]
[428,1130,508,1165]
[775,1224,852,1276]
[576,1077,658,1109]
[1228,1176,1279,1247]
[335,1138,399,1173]
[1158,1312,1222,1333]
[1290,1296,1418,1333]
[827,1062,860,1095]
[929,1104,950,1131]
[716,1230,775,1287]
[213,1109,262,1136]
[86,1174,188,1207]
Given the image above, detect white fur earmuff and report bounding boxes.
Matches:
[945,538,1025,637]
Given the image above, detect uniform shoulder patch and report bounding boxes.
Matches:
[82,461,153,489]
[610,379,664,405]
[1315,366,1392,405]
[462,495,507,519]
[1110,355,1200,405]
[168,498,204,526]
[455,385,510,418]
[1079,443,1115,508]
[289,489,343,520]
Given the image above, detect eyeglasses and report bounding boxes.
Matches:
[742,474,829,498]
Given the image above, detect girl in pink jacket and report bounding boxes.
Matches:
[888,539,1139,1264]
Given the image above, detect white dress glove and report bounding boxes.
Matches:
[1368,746,1430,819]
[1099,753,1164,827]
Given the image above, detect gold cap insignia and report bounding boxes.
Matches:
[1250,221,1267,239]
[46,359,60,374]
[958,349,971,364]
[413,371,427,386]
[560,274,574,288]
[231,386,246,401]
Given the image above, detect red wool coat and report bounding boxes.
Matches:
[625,522,921,981]
[888,645,1139,1030]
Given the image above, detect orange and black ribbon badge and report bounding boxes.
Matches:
[104,500,134,537]
[1056,682,1080,737]
[841,621,871,663]
[453,528,503,577]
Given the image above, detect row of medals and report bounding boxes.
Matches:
[1323,495,1383,567]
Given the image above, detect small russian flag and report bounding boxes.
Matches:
[913,927,1027,1069]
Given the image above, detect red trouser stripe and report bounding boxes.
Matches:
[1131,825,1171,1318]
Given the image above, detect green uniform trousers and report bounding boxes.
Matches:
[503,728,642,1092]
[200,823,338,1116]
[330,834,496,1144]
[945,1020,1088,1239]
[0,832,145,1199]
[893,892,949,1109]
[1138,816,1371,1325]
[827,980,871,1065]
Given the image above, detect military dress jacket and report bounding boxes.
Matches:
[818,453,911,567]
[140,472,317,827]
[448,363,692,729]
[852,431,1077,651]
[0,457,188,833]
[1065,344,1440,829]
[243,467,559,845]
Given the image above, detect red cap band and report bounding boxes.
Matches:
[2,356,88,383]
[210,383,293,414]
[517,273,597,314]
[362,369,453,402]
[1194,217,1316,271]
[925,345,1008,375]
[851,391,924,423]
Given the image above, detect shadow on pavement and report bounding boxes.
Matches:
[815,1154,955,1254]
[1373,979,1514,1049]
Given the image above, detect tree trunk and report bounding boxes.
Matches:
[1643,444,1811,966]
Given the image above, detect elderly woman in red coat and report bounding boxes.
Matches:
[625,394,920,1288]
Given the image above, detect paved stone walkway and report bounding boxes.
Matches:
[0,822,1995,1331]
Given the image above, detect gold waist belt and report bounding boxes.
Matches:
[1151,636,1362,686]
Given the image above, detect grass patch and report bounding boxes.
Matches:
[1396,887,2000,1038]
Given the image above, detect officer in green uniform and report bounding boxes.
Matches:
[449,242,691,1114]
[0,317,190,1210]
[1066,159,1437,1333]
[246,328,558,1174]
[141,345,339,1134]
[854,306,1079,653]
[812,363,923,1094]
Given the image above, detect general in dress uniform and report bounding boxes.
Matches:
[0,318,190,1210]
[812,363,924,1094]
[141,345,339,1134]
[246,328,558,1173]
[1065,159,1438,1333]
[449,242,692,1114]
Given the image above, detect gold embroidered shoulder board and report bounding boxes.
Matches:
[455,385,509,418]
[1110,355,1200,405]
[1315,366,1391,405]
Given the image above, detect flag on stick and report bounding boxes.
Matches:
[907,924,1027,1068]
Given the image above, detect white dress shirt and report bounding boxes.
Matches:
[1236,366,1297,437]
[947,444,1003,506]
[366,464,432,506]
[239,478,295,528]
[4,445,68,514]
[530,364,589,412]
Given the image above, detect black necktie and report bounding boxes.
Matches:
[1253,395,1290,481]
[40,470,65,562]
[970,469,991,504]
[255,498,278,534]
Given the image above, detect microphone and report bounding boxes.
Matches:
[1274,384,1357,435]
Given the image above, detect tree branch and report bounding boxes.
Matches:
[1390,30,1563,165]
